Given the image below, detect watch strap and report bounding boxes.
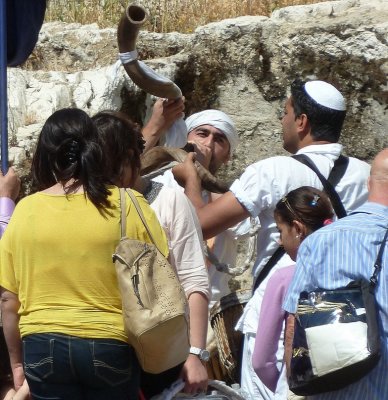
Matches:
[189,346,209,361]
[189,346,202,355]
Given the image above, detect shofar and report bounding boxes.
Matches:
[141,148,258,277]
[119,4,257,276]
[140,146,230,194]
[117,3,181,99]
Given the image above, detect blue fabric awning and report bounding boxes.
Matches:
[0,0,46,172]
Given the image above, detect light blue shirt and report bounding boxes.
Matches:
[283,202,388,399]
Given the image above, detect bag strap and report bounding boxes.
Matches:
[370,228,388,292]
[124,188,161,252]
[292,154,348,219]
[252,246,285,293]
[252,155,349,294]
[326,155,349,188]
[119,188,127,239]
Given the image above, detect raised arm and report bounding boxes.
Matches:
[142,97,185,152]
[172,154,250,239]
[195,192,250,239]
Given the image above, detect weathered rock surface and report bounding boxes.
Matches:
[6,0,388,188]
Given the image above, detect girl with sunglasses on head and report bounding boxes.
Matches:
[252,186,334,399]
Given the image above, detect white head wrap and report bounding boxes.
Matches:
[185,110,239,154]
[304,81,346,111]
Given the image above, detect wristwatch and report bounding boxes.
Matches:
[189,346,210,362]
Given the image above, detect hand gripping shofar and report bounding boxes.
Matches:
[140,146,229,194]
[140,146,259,277]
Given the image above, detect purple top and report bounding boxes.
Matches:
[0,197,15,238]
[252,265,295,392]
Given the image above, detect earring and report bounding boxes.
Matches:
[296,234,300,239]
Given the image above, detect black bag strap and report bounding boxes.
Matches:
[325,155,349,188]
[252,246,285,293]
[292,154,349,219]
[370,228,388,292]
[252,155,349,293]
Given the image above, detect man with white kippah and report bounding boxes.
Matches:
[174,79,371,399]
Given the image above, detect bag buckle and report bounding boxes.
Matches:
[369,275,378,291]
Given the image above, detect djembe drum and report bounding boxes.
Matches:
[209,290,251,384]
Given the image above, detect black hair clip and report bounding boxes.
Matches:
[67,140,80,163]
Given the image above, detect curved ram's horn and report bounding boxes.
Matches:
[117,3,182,99]
[140,146,230,194]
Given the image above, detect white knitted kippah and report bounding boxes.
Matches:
[304,81,346,111]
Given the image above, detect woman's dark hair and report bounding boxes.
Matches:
[31,108,111,210]
[275,186,334,234]
[92,111,145,185]
[290,79,346,143]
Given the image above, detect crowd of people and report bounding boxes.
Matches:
[0,78,387,400]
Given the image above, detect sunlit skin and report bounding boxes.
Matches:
[119,149,141,188]
[281,97,301,154]
[275,213,306,262]
[187,125,230,174]
[281,96,332,154]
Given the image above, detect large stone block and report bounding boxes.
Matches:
[6,0,388,187]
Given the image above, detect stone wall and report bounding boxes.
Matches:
[6,0,388,191]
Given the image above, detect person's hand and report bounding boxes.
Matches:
[0,167,21,201]
[146,97,185,134]
[14,379,30,400]
[173,153,205,209]
[284,313,295,379]
[142,97,185,151]
[172,153,200,188]
[187,140,212,170]
[12,364,25,391]
[180,354,208,394]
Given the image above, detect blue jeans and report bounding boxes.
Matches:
[23,333,140,400]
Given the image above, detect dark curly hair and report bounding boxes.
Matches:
[31,108,111,211]
[92,111,145,186]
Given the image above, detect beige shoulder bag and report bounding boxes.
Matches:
[113,188,190,373]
